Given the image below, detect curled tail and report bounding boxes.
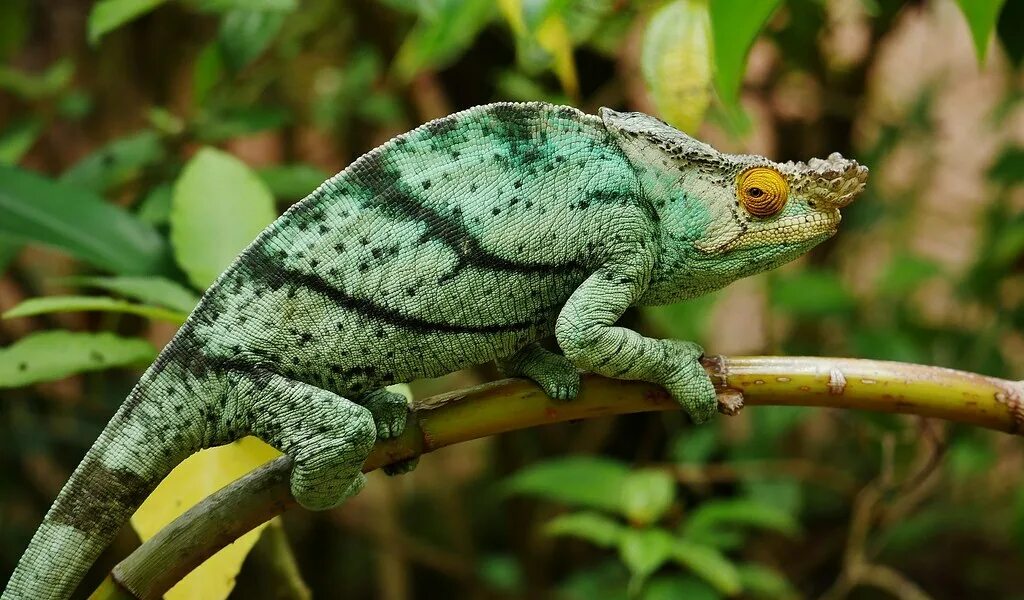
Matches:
[3,354,214,600]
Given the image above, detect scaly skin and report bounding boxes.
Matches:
[3,102,867,599]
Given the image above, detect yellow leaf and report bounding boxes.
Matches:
[498,0,578,99]
[497,0,526,35]
[131,437,282,600]
[641,0,713,133]
[536,16,579,100]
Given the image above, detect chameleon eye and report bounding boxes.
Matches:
[738,167,788,218]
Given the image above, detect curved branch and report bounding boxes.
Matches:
[91,356,1024,599]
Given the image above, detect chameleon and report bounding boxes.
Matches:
[3,102,867,599]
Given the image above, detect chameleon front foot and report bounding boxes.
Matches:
[661,340,717,424]
[500,343,581,402]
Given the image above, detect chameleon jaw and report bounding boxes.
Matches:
[693,209,840,255]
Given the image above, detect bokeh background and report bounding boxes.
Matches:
[1,0,1023,598]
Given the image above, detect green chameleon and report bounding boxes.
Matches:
[3,102,867,599]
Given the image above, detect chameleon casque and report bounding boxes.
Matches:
[4,102,867,599]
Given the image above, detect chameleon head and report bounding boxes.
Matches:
[600,107,868,302]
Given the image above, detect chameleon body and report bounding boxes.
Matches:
[3,102,866,599]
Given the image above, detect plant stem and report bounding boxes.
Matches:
[90,355,1024,600]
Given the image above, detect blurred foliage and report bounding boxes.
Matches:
[0,0,1022,599]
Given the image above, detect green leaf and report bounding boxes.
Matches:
[503,456,630,512]
[170,148,277,289]
[60,130,166,193]
[670,427,719,465]
[393,0,495,81]
[671,539,741,596]
[735,563,796,599]
[218,10,286,73]
[0,238,22,274]
[643,575,720,600]
[770,270,855,317]
[545,511,625,548]
[682,498,800,542]
[953,0,1007,62]
[257,164,330,201]
[59,275,200,314]
[641,0,713,133]
[621,469,676,525]
[193,0,297,11]
[989,146,1024,184]
[0,59,73,100]
[3,296,187,324]
[136,184,174,226]
[88,0,169,45]
[0,330,156,389]
[0,0,30,61]
[618,528,675,590]
[875,253,941,297]
[194,106,290,142]
[708,0,781,105]
[0,164,173,275]
[0,118,43,165]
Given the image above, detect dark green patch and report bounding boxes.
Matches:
[47,458,156,537]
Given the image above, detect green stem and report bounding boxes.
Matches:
[90,356,1023,599]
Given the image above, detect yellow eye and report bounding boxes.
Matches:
[737,167,788,218]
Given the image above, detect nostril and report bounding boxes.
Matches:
[808,200,817,209]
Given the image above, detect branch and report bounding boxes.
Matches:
[91,356,1024,599]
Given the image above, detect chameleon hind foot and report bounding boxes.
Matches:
[357,388,411,440]
[358,387,418,476]
[242,372,376,510]
[500,342,581,402]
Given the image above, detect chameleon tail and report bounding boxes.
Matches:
[2,360,210,600]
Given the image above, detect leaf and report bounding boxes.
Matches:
[989,146,1024,184]
[621,469,676,525]
[393,0,495,81]
[194,0,298,11]
[953,0,1007,62]
[0,59,73,99]
[88,0,169,45]
[735,563,796,599]
[875,253,941,297]
[0,330,155,389]
[545,511,626,548]
[60,275,200,313]
[218,9,287,73]
[59,130,166,193]
[671,539,742,596]
[132,437,282,600]
[500,0,579,98]
[534,15,579,98]
[0,164,173,275]
[136,184,174,226]
[682,498,800,542]
[170,148,277,289]
[708,0,781,106]
[0,0,30,61]
[503,456,630,513]
[0,118,43,165]
[0,238,21,274]
[193,106,290,142]
[643,575,720,600]
[3,296,187,324]
[770,270,855,317]
[670,427,719,465]
[618,528,675,591]
[257,164,330,201]
[641,0,713,133]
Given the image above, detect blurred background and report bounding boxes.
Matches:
[1,0,1023,598]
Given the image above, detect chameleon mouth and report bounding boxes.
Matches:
[695,210,840,254]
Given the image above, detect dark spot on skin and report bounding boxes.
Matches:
[358,263,369,272]
[334,243,345,252]
[514,180,522,189]
[309,259,319,269]
[360,237,370,246]
[469,183,478,193]
[47,459,155,536]
[492,207,501,215]
[319,225,330,234]
[422,180,431,190]
[371,248,383,259]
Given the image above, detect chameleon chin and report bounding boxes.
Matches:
[2,102,867,600]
